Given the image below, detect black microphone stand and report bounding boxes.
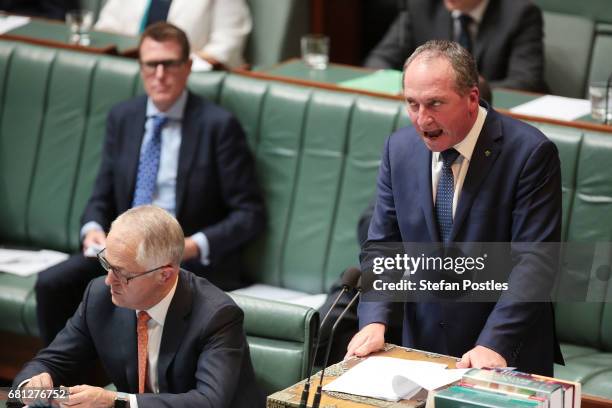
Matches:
[298,287,348,408]
[311,288,361,408]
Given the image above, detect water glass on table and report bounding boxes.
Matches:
[66,10,93,46]
[301,34,329,70]
[589,81,612,124]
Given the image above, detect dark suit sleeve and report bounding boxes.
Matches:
[200,116,266,263]
[80,109,120,234]
[364,8,414,70]
[136,305,250,408]
[476,138,562,363]
[488,3,546,92]
[358,136,402,329]
[13,281,99,387]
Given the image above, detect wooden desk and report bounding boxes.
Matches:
[0,15,138,57]
[267,344,612,408]
[237,59,612,134]
[267,345,457,408]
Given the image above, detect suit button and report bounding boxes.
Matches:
[439,321,446,328]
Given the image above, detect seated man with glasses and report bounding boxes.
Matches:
[14,205,265,408]
[34,22,265,346]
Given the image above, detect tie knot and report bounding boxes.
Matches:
[138,310,151,324]
[441,148,460,167]
[458,13,472,26]
[152,115,168,131]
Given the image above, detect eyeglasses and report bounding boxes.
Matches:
[140,58,187,75]
[97,248,166,285]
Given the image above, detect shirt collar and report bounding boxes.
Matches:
[146,90,188,121]
[451,0,489,24]
[434,105,487,163]
[136,275,179,327]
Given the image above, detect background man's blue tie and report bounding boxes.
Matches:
[435,148,460,242]
[132,115,168,207]
[457,14,473,53]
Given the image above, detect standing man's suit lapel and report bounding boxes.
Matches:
[157,271,193,393]
[175,93,202,219]
[451,108,502,241]
[415,142,440,242]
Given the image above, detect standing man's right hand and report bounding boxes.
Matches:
[345,323,386,359]
[82,230,107,257]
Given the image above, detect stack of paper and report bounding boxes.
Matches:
[0,15,31,35]
[323,356,469,401]
[0,248,69,276]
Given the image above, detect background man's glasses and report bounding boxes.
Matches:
[97,248,166,284]
[140,58,186,75]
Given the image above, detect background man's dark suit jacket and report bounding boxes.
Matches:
[358,105,563,375]
[364,0,546,92]
[83,91,265,289]
[17,270,265,407]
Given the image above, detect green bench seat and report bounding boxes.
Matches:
[1,41,612,399]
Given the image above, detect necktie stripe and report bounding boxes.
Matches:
[132,115,168,207]
[137,310,152,394]
[435,148,459,242]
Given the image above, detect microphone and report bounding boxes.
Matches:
[312,278,362,408]
[298,267,361,408]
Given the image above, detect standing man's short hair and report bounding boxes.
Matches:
[403,40,479,96]
[138,22,191,61]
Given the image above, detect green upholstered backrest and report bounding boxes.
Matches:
[542,11,594,98]
[229,293,318,395]
[245,0,309,68]
[588,24,612,88]
[0,42,141,252]
[534,0,612,25]
[543,127,612,351]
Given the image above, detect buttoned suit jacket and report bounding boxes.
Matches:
[81,92,265,289]
[358,104,563,375]
[16,270,265,407]
[364,0,546,92]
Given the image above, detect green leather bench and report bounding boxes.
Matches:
[1,41,612,399]
[0,41,318,396]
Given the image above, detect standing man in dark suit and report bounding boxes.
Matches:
[15,205,265,408]
[365,0,546,92]
[347,40,562,375]
[35,22,265,345]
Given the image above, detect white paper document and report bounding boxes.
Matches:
[0,248,69,276]
[323,356,469,401]
[231,283,328,309]
[190,53,213,72]
[510,95,591,121]
[0,15,31,35]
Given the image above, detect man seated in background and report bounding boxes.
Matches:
[365,0,547,93]
[35,22,265,346]
[95,0,252,68]
[15,205,264,408]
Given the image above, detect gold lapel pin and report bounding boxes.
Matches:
[485,149,491,157]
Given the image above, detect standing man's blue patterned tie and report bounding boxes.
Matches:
[435,148,460,242]
[132,115,168,207]
[457,14,473,53]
